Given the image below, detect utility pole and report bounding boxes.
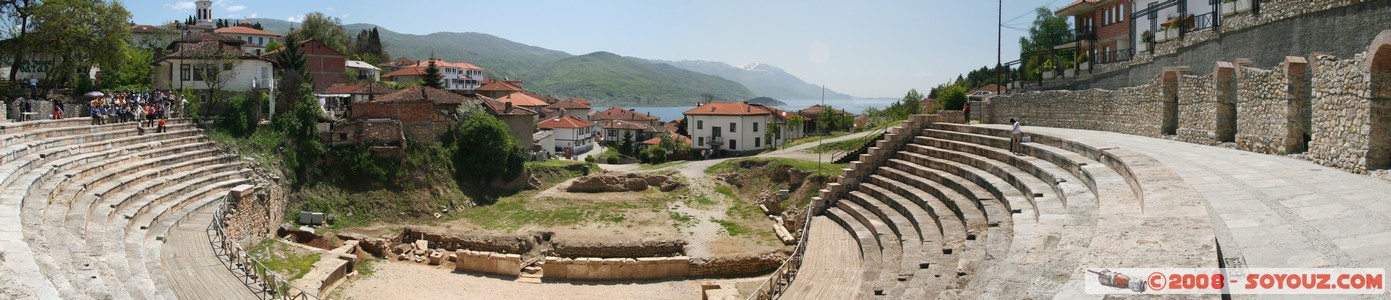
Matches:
[997,0,1004,94]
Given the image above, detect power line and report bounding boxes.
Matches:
[1002,0,1067,25]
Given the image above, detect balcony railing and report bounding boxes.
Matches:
[1185,13,1219,33]
[1090,48,1136,65]
[1068,27,1098,42]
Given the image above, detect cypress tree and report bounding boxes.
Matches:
[422,59,443,89]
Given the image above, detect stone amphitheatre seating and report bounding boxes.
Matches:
[0,118,256,299]
[779,116,1218,299]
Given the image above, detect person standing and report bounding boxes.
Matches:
[51,99,62,120]
[28,77,37,99]
[1010,118,1022,155]
[157,118,166,133]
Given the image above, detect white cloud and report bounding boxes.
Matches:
[249,13,259,18]
[226,5,246,12]
[341,14,352,19]
[287,16,302,22]
[164,1,195,10]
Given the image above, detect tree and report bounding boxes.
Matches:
[818,106,850,133]
[252,22,263,30]
[619,131,635,156]
[265,39,283,52]
[99,43,153,90]
[274,34,312,110]
[2,0,38,81]
[1018,6,1073,81]
[657,131,690,160]
[421,59,443,89]
[16,0,131,88]
[288,12,350,54]
[448,113,525,186]
[934,84,968,112]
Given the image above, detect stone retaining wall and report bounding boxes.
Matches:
[547,239,686,258]
[542,256,690,280]
[987,38,1390,174]
[399,228,531,254]
[687,252,787,278]
[223,183,287,245]
[454,250,522,276]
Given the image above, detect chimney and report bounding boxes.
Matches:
[744,101,750,112]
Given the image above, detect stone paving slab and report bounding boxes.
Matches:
[986,125,1391,270]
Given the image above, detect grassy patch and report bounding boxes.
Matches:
[810,138,870,153]
[782,131,851,148]
[356,257,382,278]
[456,191,670,231]
[247,239,320,281]
[714,184,738,200]
[706,157,848,178]
[711,218,751,236]
[639,160,687,170]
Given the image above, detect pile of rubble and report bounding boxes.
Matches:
[566,172,683,193]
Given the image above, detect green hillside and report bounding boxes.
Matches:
[252,19,754,106]
[527,52,754,106]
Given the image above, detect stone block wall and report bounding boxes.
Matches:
[987,85,1163,138]
[687,252,787,278]
[454,250,521,276]
[1176,75,1220,144]
[988,44,1389,174]
[547,239,687,258]
[1308,53,1375,172]
[398,229,532,254]
[541,256,689,280]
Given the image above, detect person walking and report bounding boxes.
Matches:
[1010,118,1023,155]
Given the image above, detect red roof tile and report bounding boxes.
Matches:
[546,99,592,110]
[600,119,649,131]
[382,67,427,78]
[593,108,660,122]
[684,102,773,116]
[322,82,397,95]
[411,59,484,71]
[496,92,550,107]
[477,80,526,92]
[538,116,594,129]
[642,133,691,146]
[372,87,468,104]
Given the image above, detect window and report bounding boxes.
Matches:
[699,137,705,146]
[697,120,703,129]
[729,139,737,150]
[730,122,736,133]
[753,122,759,132]
[192,65,204,81]
[755,137,761,148]
[180,64,190,81]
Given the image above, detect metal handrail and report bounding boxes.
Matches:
[830,125,891,164]
[745,202,816,300]
[208,193,321,300]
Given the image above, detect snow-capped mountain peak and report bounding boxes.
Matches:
[739,63,781,72]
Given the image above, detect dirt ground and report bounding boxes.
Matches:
[334,261,766,300]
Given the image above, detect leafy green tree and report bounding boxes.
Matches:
[99,43,153,90]
[422,60,443,89]
[1018,6,1073,80]
[447,112,525,186]
[275,34,312,109]
[8,0,131,87]
[288,12,350,54]
[657,131,690,160]
[935,84,968,112]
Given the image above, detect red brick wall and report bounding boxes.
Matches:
[301,40,346,91]
[1095,2,1131,43]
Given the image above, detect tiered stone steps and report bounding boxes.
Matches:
[0,119,259,299]
[783,118,1218,299]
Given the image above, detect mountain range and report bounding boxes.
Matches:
[252,19,857,106]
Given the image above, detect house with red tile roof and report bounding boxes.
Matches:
[684,101,803,155]
[796,104,853,134]
[214,24,282,56]
[320,82,397,119]
[477,95,538,149]
[380,59,486,92]
[349,87,472,143]
[641,133,692,148]
[598,119,654,146]
[538,116,598,154]
[542,99,592,120]
[591,108,660,127]
[151,35,274,96]
[477,79,527,98]
[495,92,551,113]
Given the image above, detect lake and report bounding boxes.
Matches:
[598,98,900,122]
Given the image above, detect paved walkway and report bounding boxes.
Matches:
[161,204,257,300]
[985,125,1391,271]
[780,216,864,300]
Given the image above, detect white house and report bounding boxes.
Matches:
[213,23,282,56]
[151,33,274,99]
[684,101,791,155]
[538,116,597,155]
[381,59,485,92]
[346,60,381,82]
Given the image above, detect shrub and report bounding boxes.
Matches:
[447,113,525,185]
[584,156,596,163]
[606,156,619,164]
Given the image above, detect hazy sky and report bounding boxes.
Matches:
[129,0,1061,98]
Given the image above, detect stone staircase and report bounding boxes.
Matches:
[776,114,1217,299]
[0,119,258,299]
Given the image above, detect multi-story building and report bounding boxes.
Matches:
[381,59,486,92]
[591,108,660,128]
[538,116,597,155]
[684,101,783,155]
[213,22,282,56]
[151,33,274,98]
[1056,0,1133,65]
